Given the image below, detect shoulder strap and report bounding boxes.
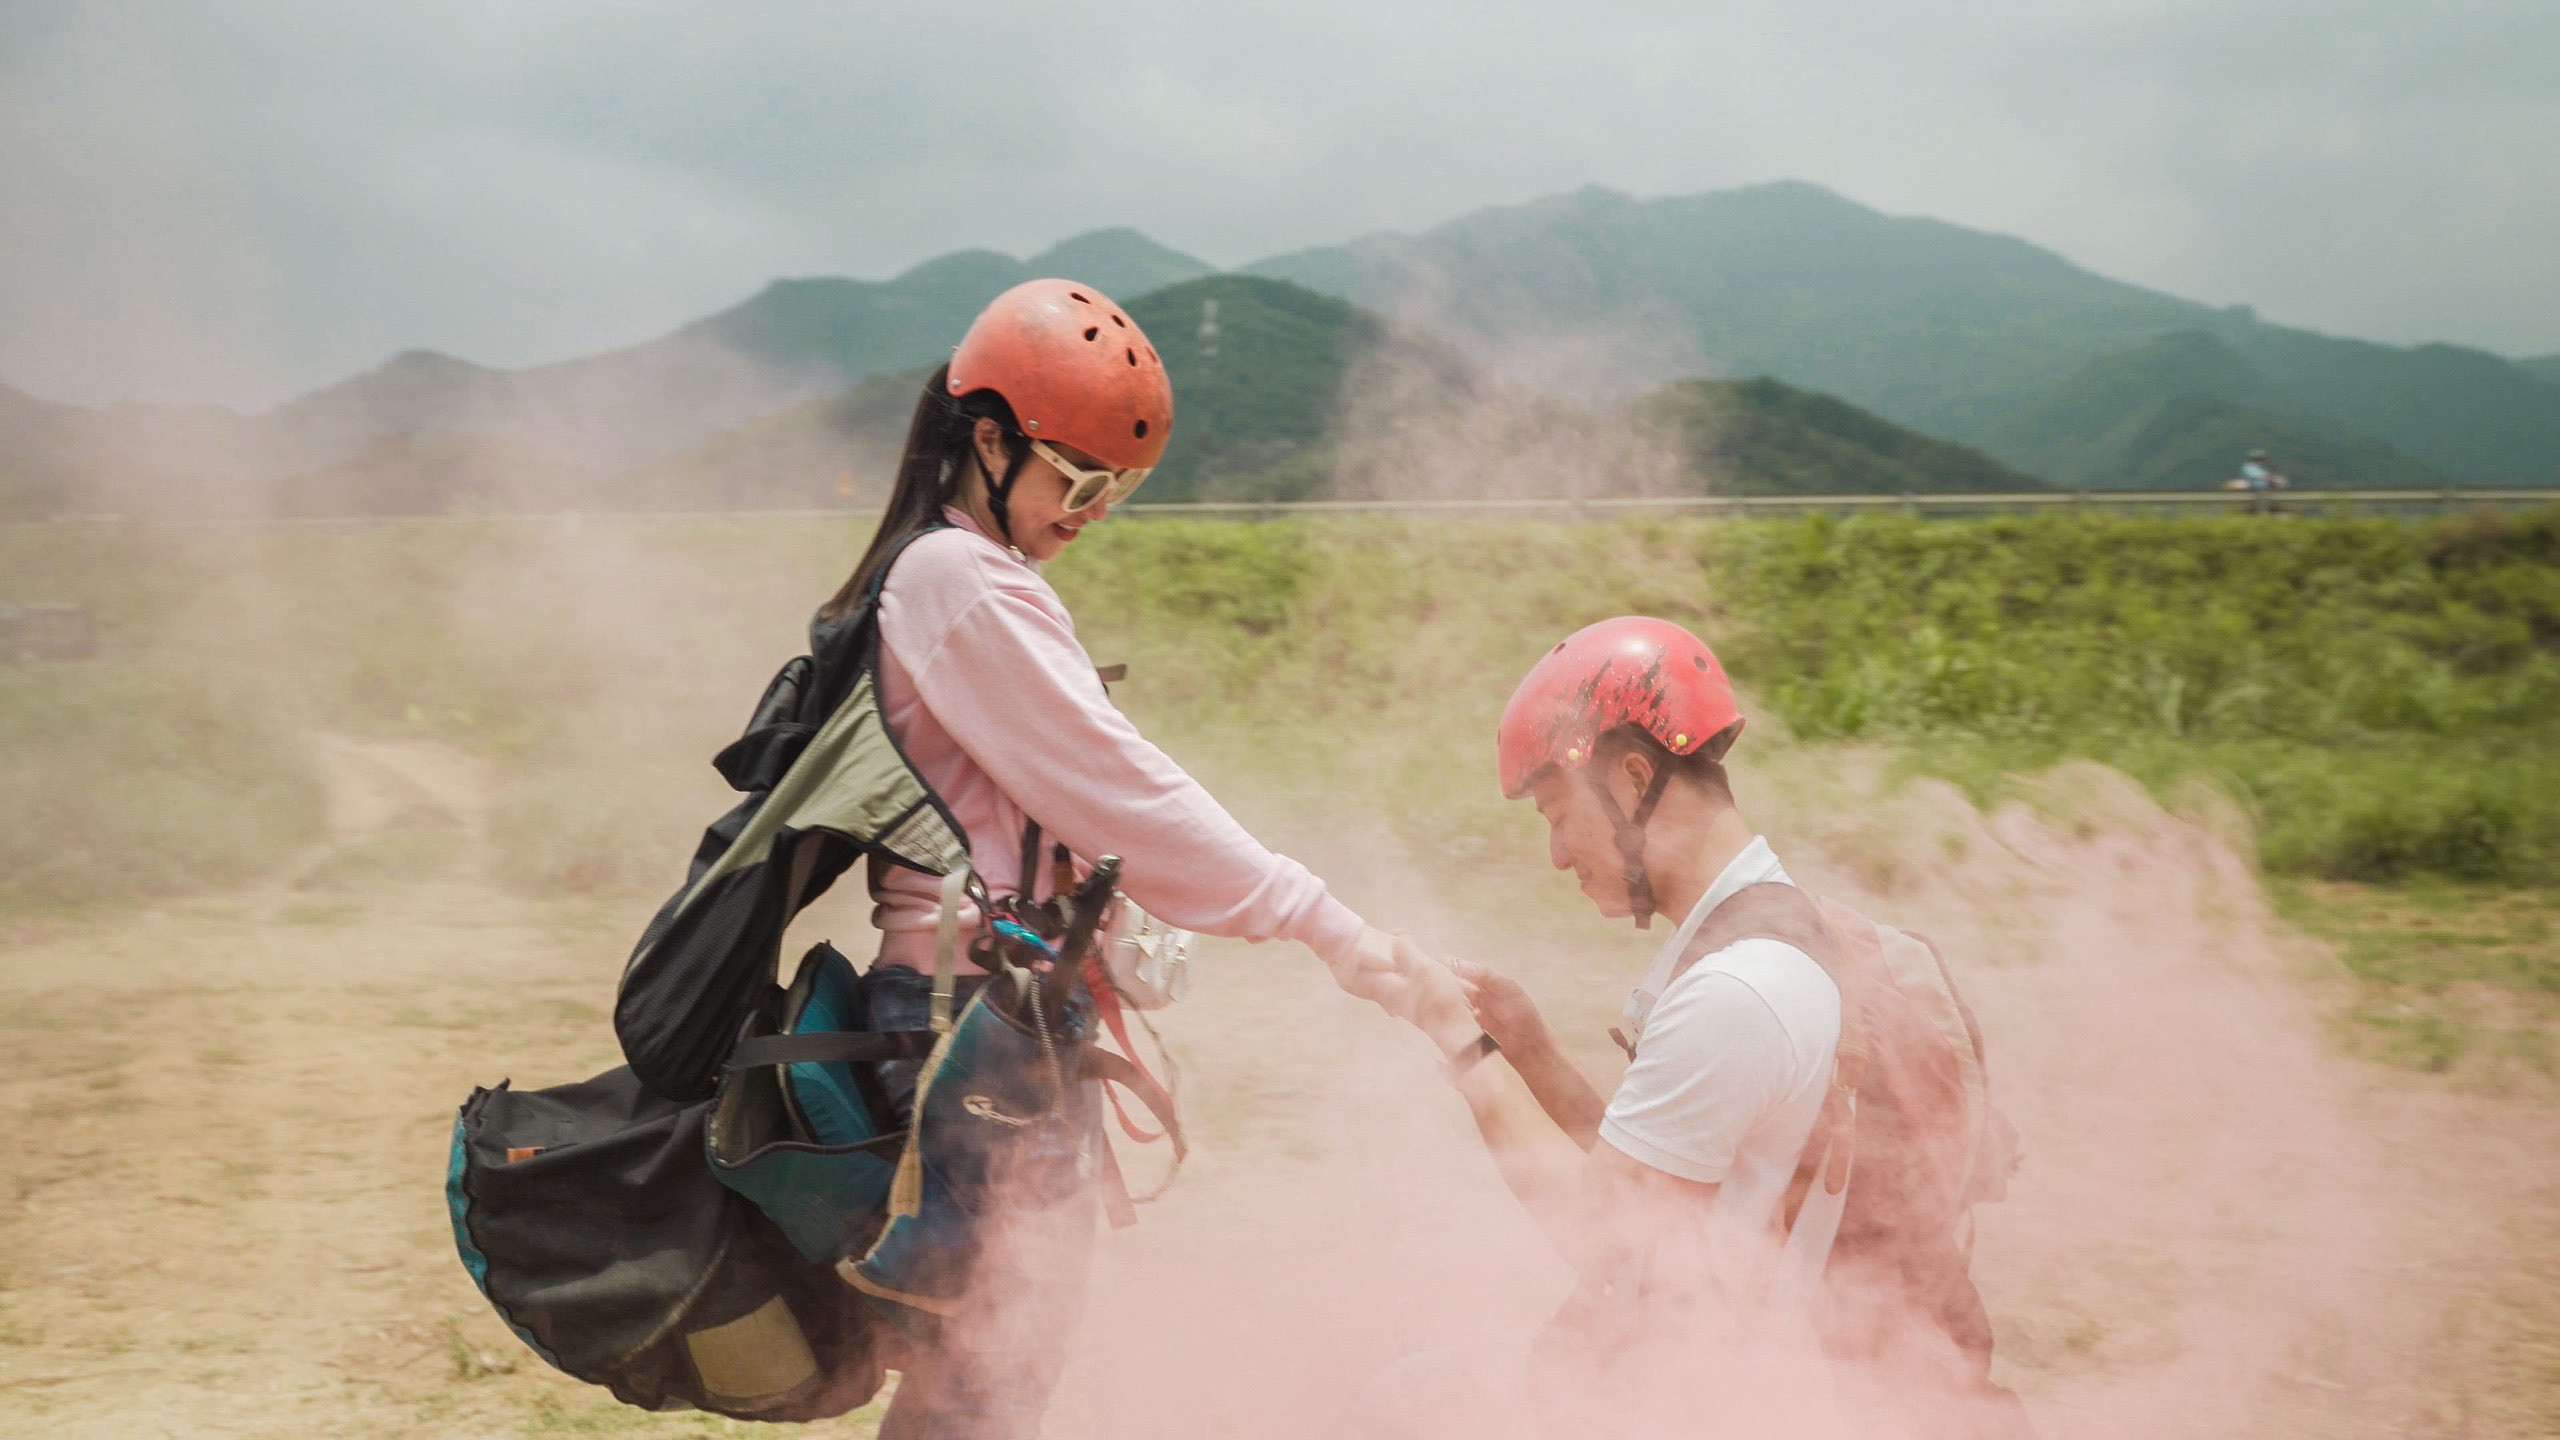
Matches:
[1666,881,1869,1198]
[805,518,952,717]
[1018,819,1045,905]
[1669,881,1841,985]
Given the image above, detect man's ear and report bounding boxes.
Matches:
[1612,748,1657,806]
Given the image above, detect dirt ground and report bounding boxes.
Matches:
[2,740,2555,1438]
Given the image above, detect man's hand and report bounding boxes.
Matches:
[1450,958,1552,1060]
[1449,958,1607,1149]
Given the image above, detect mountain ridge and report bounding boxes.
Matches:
[1246,181,2560,485]
[653,275,2055,508]
[8,187,2553,516]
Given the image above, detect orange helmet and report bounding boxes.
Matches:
[1497,617,1744,928]
[1497,617,1743,799]
[947,279,1173,471]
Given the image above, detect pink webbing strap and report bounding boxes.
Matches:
[1083,954,1168,1144]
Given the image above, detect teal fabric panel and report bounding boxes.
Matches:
[726,1147,901,1264]
[787,950,880,1148]
[447,1114,491,1290]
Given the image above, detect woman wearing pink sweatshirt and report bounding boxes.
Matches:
[820,280,1396,1439]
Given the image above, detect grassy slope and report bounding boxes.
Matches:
[1635,377,2051,494]
[1054,506,2560,882]
[6,508,2552,1064]
[1990,331,2454,490]
[12,506,2556,897]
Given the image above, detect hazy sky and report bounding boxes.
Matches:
[4,0,2554,409]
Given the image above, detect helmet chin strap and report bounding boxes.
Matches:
[976,431,1033,549]
[1587,759,1675,929]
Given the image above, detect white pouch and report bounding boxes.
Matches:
[1099,900,1194,1010]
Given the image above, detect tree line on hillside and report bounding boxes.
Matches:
[6,185,2553,519]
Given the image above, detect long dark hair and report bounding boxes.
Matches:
[819,363,1026,622]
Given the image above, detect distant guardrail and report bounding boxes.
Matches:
[1112,487,2560,518]
[14,486,2559,528]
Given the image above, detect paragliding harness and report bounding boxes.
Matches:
[445,521,1183,1422]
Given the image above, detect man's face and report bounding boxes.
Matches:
[1527,765,1637,920]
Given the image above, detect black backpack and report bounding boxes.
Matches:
[616,524,973,1105]
[444,524,1180,1421]
[445,527,965,1420]
[446,1030,889,1418]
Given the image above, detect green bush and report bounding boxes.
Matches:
[1698,508,2560,746]
[2273,772,2537,884]
[1060,506,2560,886]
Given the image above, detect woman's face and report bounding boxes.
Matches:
[967,419,1114,562]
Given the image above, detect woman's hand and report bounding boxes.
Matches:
[1327,925,1404,1001]
[1385,935,1474,1041]
[1330,928,1471,1039]
[1449,959,1552,1061]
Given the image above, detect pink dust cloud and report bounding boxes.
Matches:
[996,766,2415,1439]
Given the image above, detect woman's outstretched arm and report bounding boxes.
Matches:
[896,579,1370,965]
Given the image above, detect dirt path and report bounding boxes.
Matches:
[0,736,654,1438]
[1,746,2554,1438]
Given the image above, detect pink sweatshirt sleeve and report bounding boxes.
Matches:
[898,583,1366,965]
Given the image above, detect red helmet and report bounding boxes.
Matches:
[948,279,1173,471]
[1497,617,1743,799]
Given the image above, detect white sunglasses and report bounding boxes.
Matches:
[1030,438,1151,512]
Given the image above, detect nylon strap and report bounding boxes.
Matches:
[1082,955,1170,1143]
[985,444,1032,548]
[1589,760,1674,928]
[1017,820,1044,906]
[1443,1031,1500,1083]
[1666,881,1874,1199]
[722,1031,940,1069]
[931,866,970,1034]
[1081,1047,1187,1203]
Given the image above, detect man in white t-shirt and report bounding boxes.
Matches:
[1358,617,2025,1437]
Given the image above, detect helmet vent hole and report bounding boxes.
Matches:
[1125,349,1137,366]
[1134,419,1149,439]
[1069,291,1091,303]
[1083,326,1099,341]
[1692,656,1709,670]
[1111,314,1127,328]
